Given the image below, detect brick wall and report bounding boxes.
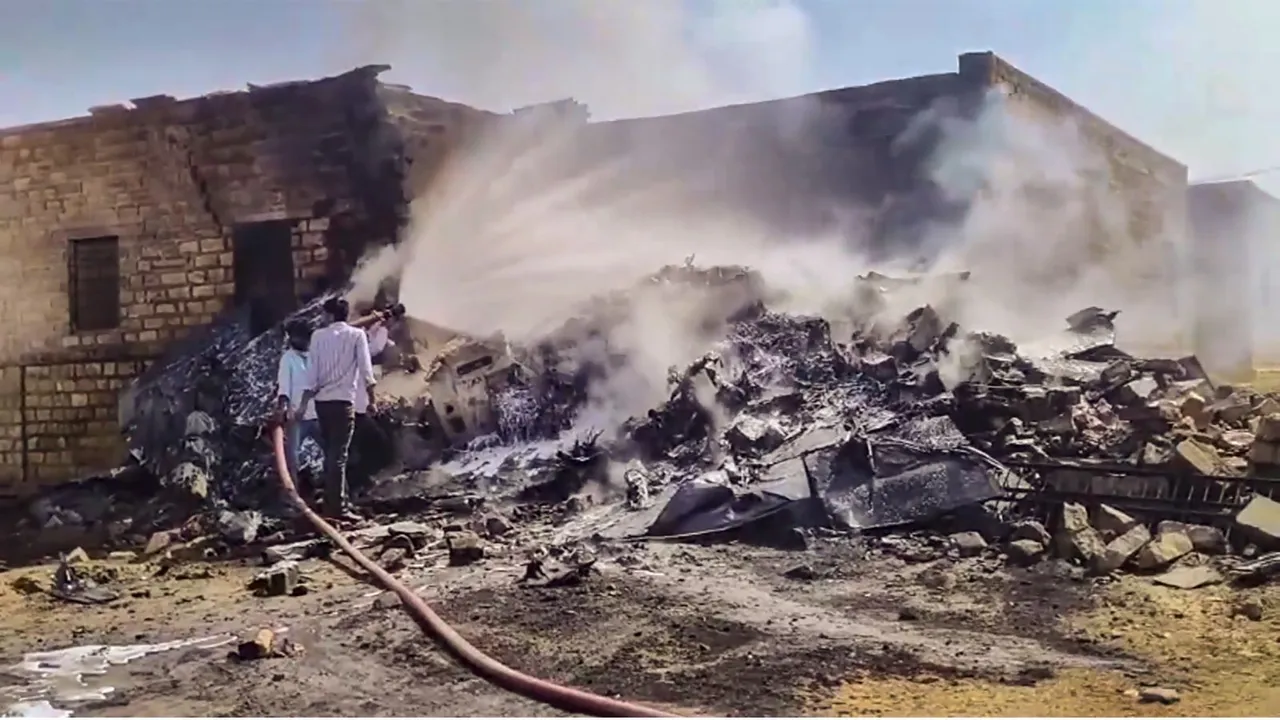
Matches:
[0,66,492,497]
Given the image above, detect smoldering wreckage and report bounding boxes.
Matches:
[9,261,1280,608]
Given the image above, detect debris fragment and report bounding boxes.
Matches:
[1137,687,1180,705]
[1134,529,1194,571]
[250,561,301,597]
[234,628,299,661]
[446,531,485,566]
[1150,565,1222,590]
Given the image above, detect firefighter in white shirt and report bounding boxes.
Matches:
[296,297,376,521]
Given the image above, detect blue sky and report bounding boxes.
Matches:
[2,0,1275,186]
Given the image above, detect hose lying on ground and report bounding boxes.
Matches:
[269,425,678,718]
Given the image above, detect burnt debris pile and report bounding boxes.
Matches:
[11,263,1280,568]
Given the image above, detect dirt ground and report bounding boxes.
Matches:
[1,521,1278,718]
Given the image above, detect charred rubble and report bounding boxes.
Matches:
[8,264,1280,577]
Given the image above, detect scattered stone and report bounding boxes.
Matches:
[1135,530,1194,571]
[1174,438,1222,475]
[164,462,210,500]
[1235,495,1280,549]
[1179,393,1209,427]
[897,604,923,621]
[446,531,485,566]
[234,628,298,661]
[1056,503,1105,565]
[918,568,957,590]
[482,514,513,538]
[216,509,262,545]
[623,461,652,510]
[1219,429,1254,453]
[378,546,409,573]
[1233,600,1264,621]
[783,564,820,581]
[1006,539,1046,566]
[64,547,90,564]
[1093,505,1138,541]
[373,592,402,610]
[1095,524,1152,574]
[726,416,786,455]
[263,539,329,565]
[107,551,137,562]
[948,531,987,557]
[386,522,434,545]
[1138,687,1180,705]
[251,561,300,597]
[1150,565,1223,590]
[1185,524,1228,555]
[141,531,172,557]
[1257,413,1280,442]
[1010,520,1051,546]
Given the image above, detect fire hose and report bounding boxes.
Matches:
[268,425,677,717]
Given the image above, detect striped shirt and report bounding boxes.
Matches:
[303,321,376,404]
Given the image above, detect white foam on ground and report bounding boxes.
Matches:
[1,635,233,717]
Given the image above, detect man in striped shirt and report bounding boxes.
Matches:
[297,297,377,520]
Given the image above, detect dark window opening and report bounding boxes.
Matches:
[447,416,467,435]
[69,236,121,332]
[455,355,494,378]
[232,220,296,335]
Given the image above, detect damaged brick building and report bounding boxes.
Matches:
[0,66,496,498]
[0,51,1187,500]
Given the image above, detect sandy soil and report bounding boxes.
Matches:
[1,519,1277,718]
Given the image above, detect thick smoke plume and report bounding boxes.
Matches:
[346,1,1186,432]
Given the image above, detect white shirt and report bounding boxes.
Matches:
[277,349,318,421]
[303,321,376,404]
[367,325,393,356]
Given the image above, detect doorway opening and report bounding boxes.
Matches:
[232,220,296,335]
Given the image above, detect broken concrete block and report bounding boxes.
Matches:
[1179,393,1209,427]
[860,352,898,383]
[948,531,987,557]
[142,531,172,557]
[1256,397,1280,417]
[387,522,434,544]
[1235,495,1280,549]
[1151,565,1223,589]
[252,561,300,597]
[1174,438,1222,475]
[1182,524,1225,555]
[1211,395,1253,425]
[1010,520,1051,546]
[236,629,277,661]
[1006,539,1045,566]
[1055,503,1106,564]
[164,461,210,500]
[64,547,90,564]
[446,531,486,566]
[726,416,785,454]
[1248,439,1280,466]
[1135,531,1193,571]
[1218,429,1254,454]
[1259,414,1280,443]
[1138,687,1180,705]
[1094,524,1152,574]
[1093,505,1138,541]
[482,514,513,538]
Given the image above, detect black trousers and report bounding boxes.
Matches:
[314,400,355,514]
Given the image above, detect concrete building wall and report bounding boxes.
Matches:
[957,52,1188,352]
[1187,180,1280,376]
